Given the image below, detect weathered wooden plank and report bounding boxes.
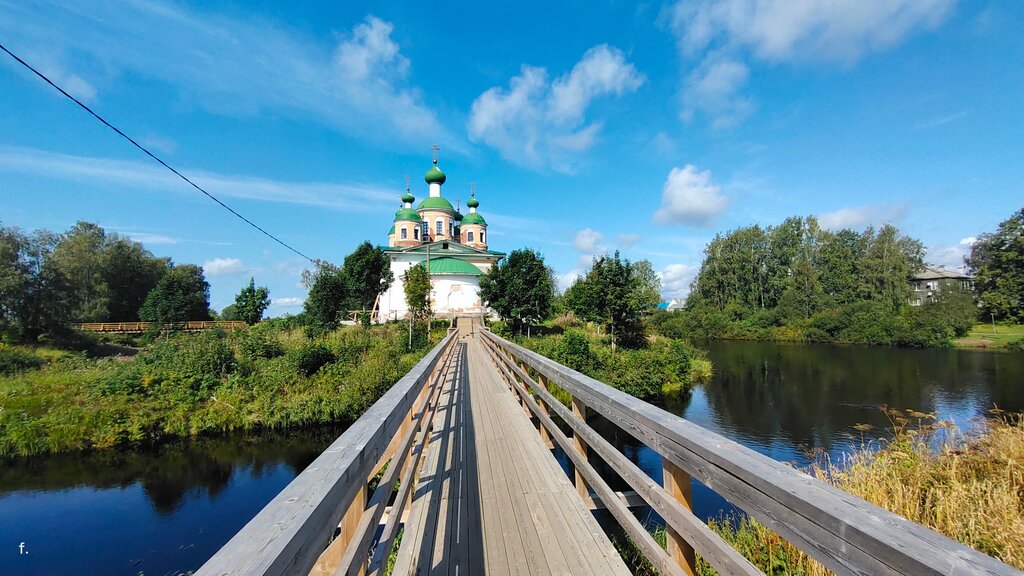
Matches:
[483,331,1021,576]
[196,333,456,576]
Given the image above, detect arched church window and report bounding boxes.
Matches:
[414,227,419,240]
[436,219,443,235]
[400,228,407,240]
[467,231,474,242]
[481,231,485,243]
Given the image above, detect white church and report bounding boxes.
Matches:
[376,153,505,323]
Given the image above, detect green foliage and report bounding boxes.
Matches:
[344,241,394,311]
[0,345,44,375]
[564,251,660,349]
[519,328,708,400]
[220,303,240,321]
[138,264,210,324]
[403,264,431,322]
[0,225,74,340]
[968,207,1024,322]
[288,343,336,376]
[479,248,554,335]
[0,323,441,457]
[232,277,270,325]
[302,263,351,337]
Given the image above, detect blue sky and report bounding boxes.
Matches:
[1,1,1021,315]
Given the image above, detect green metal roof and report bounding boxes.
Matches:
[416,257,482,276]
[388,224,395,234]
[394,207,422,222]
[425,164,446,185]
[461,212,487,225]
[466,196,479,208]
[401,191,415,203]
[417,196,455,212]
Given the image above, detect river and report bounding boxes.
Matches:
[2,342,1022,575]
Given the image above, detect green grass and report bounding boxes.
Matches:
[0,324,440,458]
[954,323,1024,350]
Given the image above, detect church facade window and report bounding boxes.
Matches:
[436,219,443,234]
[467,231,474,242]
[401,228,407,240]
[414,227,419,240]
[481,231,485,243]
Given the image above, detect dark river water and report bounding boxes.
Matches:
[2,342,1022,575]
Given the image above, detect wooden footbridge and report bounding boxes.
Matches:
[198,318,1020,576]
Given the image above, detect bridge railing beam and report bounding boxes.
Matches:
[481,329,1021,576]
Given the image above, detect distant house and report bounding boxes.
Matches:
[909,266,973,306]
[666,298,685,312]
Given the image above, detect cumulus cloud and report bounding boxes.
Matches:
[681,56,753,128]
[556,270,583,293]
[665,0,955,126]
[654,165,729,226]
[270,297,305,308]
[927,237,976,270]
[0,5,447,146]
[818,202,908,230]
[573,228,604,254]
[468,45,643,171]
[659,263,698,300]
[203,258,249,276]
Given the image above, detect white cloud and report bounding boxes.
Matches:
[0,5,447,146]
[617,233,640,248]
[927,237,975,270]
[468,45,643,171]
[659,263,698,300]
[270,297,305,308]
[654,165,729,226]
[681,56,753,128]
[0,145,394,212]
[573,228,604,254]
[203,258,249,276]
[556,270,583,293]
[818,202,908,230]
[667,0,955,63]
[126,232,180,245]
[665,0,955,126]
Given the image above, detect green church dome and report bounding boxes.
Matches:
[454,211,464,222]
[394,207,422,222]
[461,212,486,225]
[425,163,446,185]
[401,191,415,204]
[388,224,395,235]
[417,196,455,212]
[466,196,479,208]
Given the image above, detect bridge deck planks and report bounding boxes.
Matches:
[395,333,629,575]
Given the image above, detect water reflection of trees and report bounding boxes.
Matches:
[0,425,345,513]
[699,341,1024,452]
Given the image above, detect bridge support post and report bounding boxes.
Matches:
[536,375,554,448]
[662,458,696,576]
[571,397,589,499]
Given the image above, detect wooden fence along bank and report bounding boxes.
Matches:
[197,317,1022,576]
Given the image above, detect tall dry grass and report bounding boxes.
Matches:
[702,409,1024,574]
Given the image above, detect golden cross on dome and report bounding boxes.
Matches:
[470,181,476,196]
[405,175,411,191]
[431,144,440,163]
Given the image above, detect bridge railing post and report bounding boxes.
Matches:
[663,457,697,576]
[571,396,589,499]
[535,374,553,448]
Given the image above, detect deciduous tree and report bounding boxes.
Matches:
[479,248,554,335]
[233,277,271,325]
[967,208,1024,322]
[139,264,211,325]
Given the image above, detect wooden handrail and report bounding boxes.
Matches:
[480,330,1020,576]
[195,330,459,576]
[75,321,248,332]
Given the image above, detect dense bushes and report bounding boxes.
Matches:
[519,329,710,400]
[0,345,43,375]
[652,288,980,348]
[0,323,439,457]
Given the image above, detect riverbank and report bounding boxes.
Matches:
[506,324,713,400]
[701,411,1024,574]
[954,324,1024,350]
[0,323,440,458]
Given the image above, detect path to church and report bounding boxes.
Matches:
[391,318,630,575]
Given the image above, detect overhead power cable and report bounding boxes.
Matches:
[0,41,317,263]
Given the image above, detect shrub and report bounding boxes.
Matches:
[238,326,285,361]
[288,343,336,376]
[0,345,44,375]
[556,330,598,374]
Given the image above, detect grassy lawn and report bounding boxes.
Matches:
[954,323,1024,349]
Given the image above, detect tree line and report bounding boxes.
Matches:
[0,221,271,343]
